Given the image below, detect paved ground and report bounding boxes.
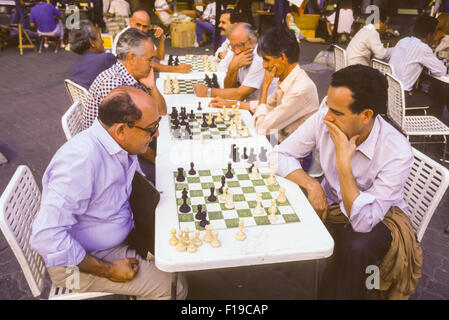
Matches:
[0,21,448,300]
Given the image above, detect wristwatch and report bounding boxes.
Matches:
[207,87,212,98]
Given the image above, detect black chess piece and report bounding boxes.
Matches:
[168,54,173,66]
[212,74,219,88]
[197,101,202,111]
[247,148,257,164]
[218,176,226,194]
[208,187,217,202]
[189,109,195,120]
[204,74,212,87]
[259,147,267,162]
[188,162,196,175]
[180,116,188,126]
[179,188,191,213]
[242,147,249,160]
[209,116,216,128]
[170,107,178,119]
[183,127,190,140]
[201,113,208,128]
[229,144,236,160]
[199,219,210,227]
[195,204,206,220]
[248,163,254,174]
[175,56,179,66]
[185,123,192,136]
[176,168,185,182]
[225,163,233,179]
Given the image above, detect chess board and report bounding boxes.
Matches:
[164,79,205,95]
[173,166,300,232]
[169,111,252,140]
[172,55,217,72]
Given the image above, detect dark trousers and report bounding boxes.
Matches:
[318,221,392,299]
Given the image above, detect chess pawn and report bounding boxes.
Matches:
[253,193,264,215]
[176,237,187,252]
[241,126,249,137]
[210,231,221,248]
[203,224,213,243]
[225,190,234,209]
[235,220,246,241]
[277,187,287,204]
[220,186,228,202]
[193,230,203,247]
[169,228,179,246]
[187,235,197,253]
[183,228,190,245]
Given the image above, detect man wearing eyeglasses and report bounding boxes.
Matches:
[194,23,277,101]
[31,86,187,300]
[86,28,167,182]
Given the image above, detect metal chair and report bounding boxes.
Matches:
[64,79,89,107]
[371,58,394,75]
[0,165,113,300]
[385,72,449,162]
[333,45,347,71]
[62,101,84,140]
[405,148,449,241]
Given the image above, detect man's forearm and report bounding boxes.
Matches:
[153,62,177,73]
[78,253,112,279]
[285,168,321,193]
[155,39,165,60]
[211,87,253,100]
[149,86,167,115]
[336,163,360,218]
[258,83,270,105]
[224,64,239,88]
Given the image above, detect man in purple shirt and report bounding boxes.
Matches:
[30,0,64,46]
[30,86,187,299]
[269,65,415,299]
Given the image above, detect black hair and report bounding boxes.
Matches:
[256,26,299,64]
[69,20,98,55]
[330,65,388,117]
[413,15,439,39]
[98,88,142,127]
[221,8,249,24]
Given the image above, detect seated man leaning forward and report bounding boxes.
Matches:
[112,9,191,74]
[269,65,422,299]
[194,23,277,101]
[210,27,319,143]
[31,86,187,299]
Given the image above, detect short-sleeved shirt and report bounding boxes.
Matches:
[327,9,354,34]
[30,2,62,32]
[84,61,148,129]
[70,51,117,90]
[108,0,130,16]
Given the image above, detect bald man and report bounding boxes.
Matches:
[194,23,277,101]
[112,10,191,74]
[31,86,187,300]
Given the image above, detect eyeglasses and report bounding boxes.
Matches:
[127,117,161,137]
[228,39,250,51]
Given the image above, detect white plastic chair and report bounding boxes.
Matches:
[62,101,84,140]
[386,72,449,162]
[64,79,89,107]
[0,165,113,300]
[405,148,449,241]
[333,45,347,71]
[371,58,394,75]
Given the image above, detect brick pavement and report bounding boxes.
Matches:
[0,37,448,300]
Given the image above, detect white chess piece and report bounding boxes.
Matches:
[203,224,213,243]
[277,187,287,204]
[220,186,228,202]
[241,126,249,137]
[199,133,204,144]
[235,219,246,241]
[268,199,277,222]
[216,111,223,123]
[225,190,234,209]
[266,163,277,186]
[207,112,213,125]
[169,228,179,246]
[193,230,203,247]
[210,231,221,248]
[250,162,259,179]
[253,193,264,215]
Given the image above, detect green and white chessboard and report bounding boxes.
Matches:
[170,111,252,141]
[164,79,205,95]
[180,55,217,72]
[173,166,300,231]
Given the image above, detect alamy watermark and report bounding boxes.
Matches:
[65,5,80,30]
[365,265,380,290]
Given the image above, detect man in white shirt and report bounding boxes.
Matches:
[389,15,447,115]
[193,23,277,101]
[112,10,191,74]
[195,0,223,47]
[155,0,175,26]
[347,11,392,66]
[269,65,417,299]
[326,3,354,41]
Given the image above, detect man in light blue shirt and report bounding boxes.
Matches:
[31,86,187,299]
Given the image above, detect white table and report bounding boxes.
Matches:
[430,73,449,84]
[158,54,225,76]
[154,106,334,299]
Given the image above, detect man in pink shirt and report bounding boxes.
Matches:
[269,65,416,299]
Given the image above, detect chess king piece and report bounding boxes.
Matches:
[235,220,246,241]
[277,187,287,203]
[210,231,221,248]
[169,228,179,246]
[203,224,213,243]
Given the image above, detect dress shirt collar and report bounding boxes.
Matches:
[91,118,127,156]
[354,115,381,160]
[279,64,301,93]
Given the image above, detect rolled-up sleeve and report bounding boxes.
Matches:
[31,145,94,267]
[268,109,321,177]
[346,149,414,233]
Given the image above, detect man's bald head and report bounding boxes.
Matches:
[230,23,257,43]
[130,9,151,33]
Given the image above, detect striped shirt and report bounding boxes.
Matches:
[389,36,447,91]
